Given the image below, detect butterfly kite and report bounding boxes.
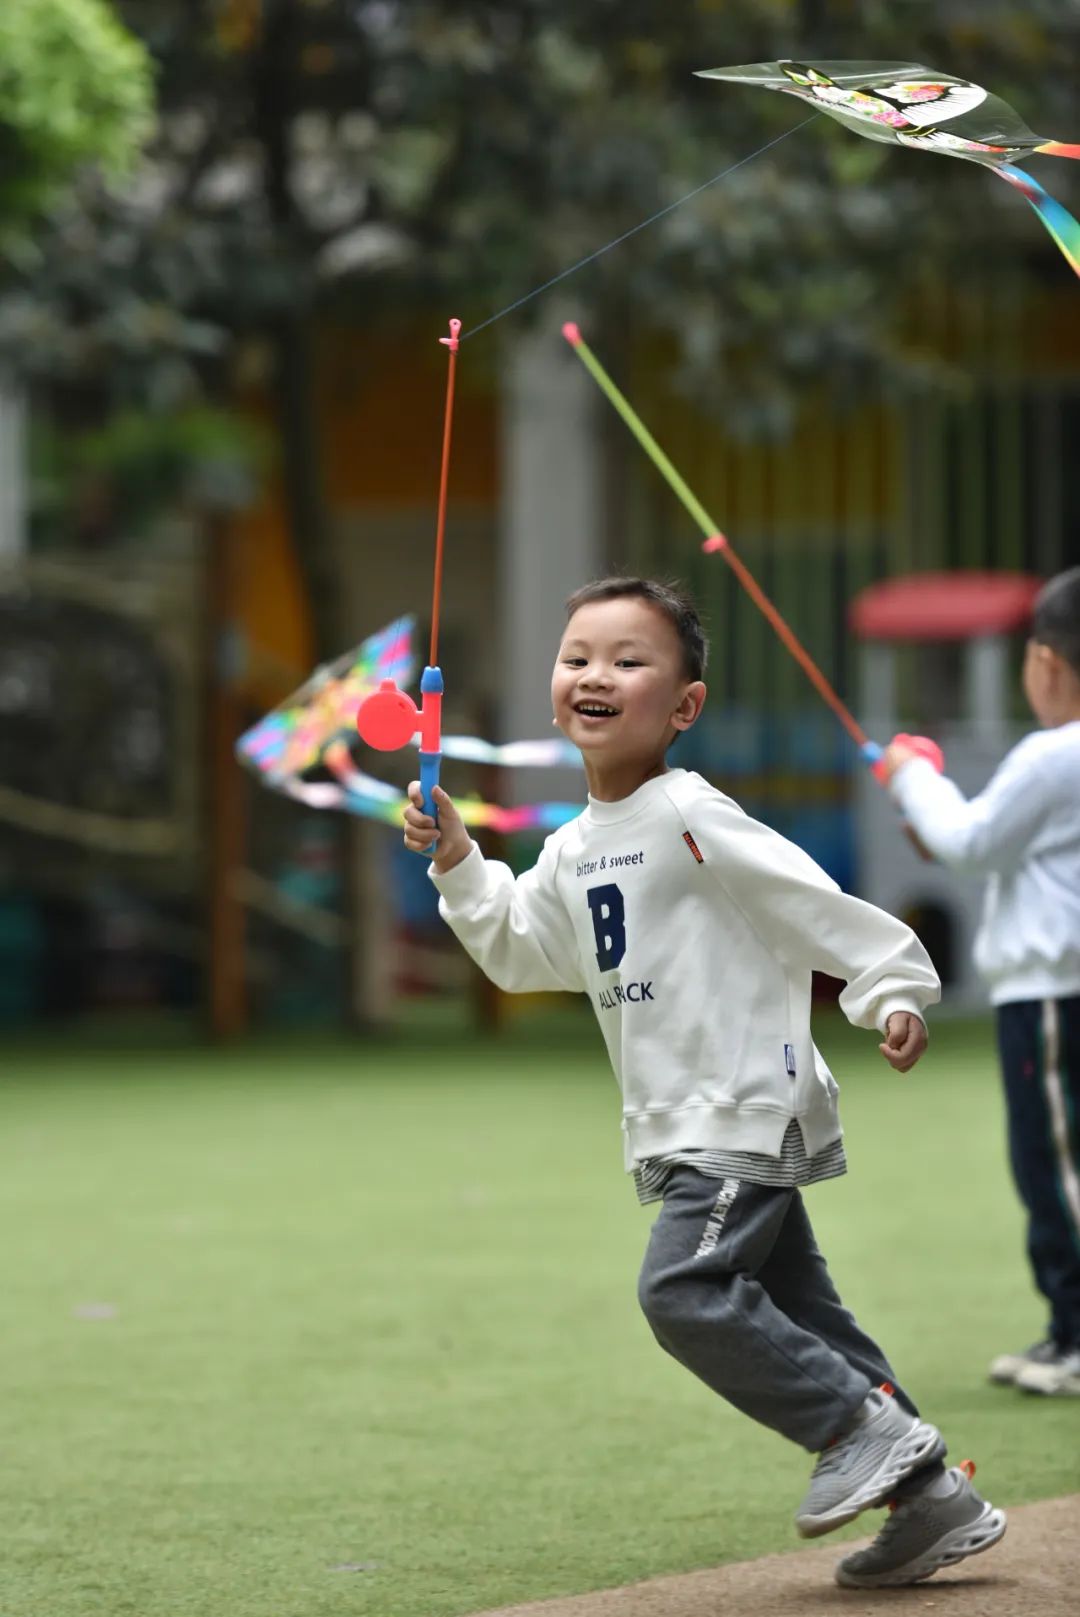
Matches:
[695,60,1080,278]
[236,612,584,835]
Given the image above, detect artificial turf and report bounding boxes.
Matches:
[2,1010,1077,1617]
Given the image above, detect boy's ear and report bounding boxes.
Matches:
[1035,640,1070,691]
[1049,643,1080,690]
[672,681,706,732]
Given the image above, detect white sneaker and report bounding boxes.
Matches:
[794,1385,946,1539]
[988,1339,1059,1385]
[1014,1345,1080,1396]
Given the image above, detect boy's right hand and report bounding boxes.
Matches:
[403,782,473,873]
[881,740,919,782]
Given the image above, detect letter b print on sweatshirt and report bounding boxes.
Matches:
[587,883,626,970]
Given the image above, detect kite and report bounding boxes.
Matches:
[236,613,583,836]
[237,615,415,785]
[695,60,1080,279]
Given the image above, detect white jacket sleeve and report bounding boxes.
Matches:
[696,798,940,1032]
[890,742,1052,873]
[429,840,586,994]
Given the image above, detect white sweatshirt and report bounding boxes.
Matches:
[891,722,1080,1006]
[431,770,940,1169]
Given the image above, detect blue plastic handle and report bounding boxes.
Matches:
[412,665,444,856]
[419,749,441,822]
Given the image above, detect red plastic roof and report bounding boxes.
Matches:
[850,571,1042,642]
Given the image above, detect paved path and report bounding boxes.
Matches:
[472,1494,1079,1617]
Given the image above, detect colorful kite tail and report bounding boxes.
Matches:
[997,164,1080,279]
[1035,142,1080,160]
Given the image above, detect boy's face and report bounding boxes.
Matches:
[551,597,705,759]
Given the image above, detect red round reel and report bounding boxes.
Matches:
[356,680,420,752]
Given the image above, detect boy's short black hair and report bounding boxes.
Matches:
[564,576,708,682]
[1032,565,1080,678]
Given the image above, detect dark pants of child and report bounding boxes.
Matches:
[638,1169,928,1455]
[996,994,1080,1350]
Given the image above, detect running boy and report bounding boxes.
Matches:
[884,565,1080,1399]
[405,576,1007,1588]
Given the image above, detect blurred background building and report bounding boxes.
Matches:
[0,0,1076,1034]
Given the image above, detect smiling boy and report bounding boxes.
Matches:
[403,576,1006,1588]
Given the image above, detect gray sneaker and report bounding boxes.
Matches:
[835,1462,1007,1588]
[988,1339,1059,1385]
[794,1386,946,1539]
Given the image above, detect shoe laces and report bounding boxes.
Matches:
[810,1442,846,1481]
[811,1420,861,1479]
[813,1382,896,1480]
[873,1499,915,1546]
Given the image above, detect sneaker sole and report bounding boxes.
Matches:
[796,1424,947,1538]
[835,1503,1007,1588]
[1017,1376,1080,1397]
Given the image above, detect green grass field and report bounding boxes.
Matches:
[2,1010,1078,1617]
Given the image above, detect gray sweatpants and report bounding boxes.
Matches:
[637,1168,920,1453]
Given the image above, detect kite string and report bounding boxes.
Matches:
[462,114,820,341]
[429,324,460,666]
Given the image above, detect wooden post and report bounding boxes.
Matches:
[204,512,249,1039]
[346,817,394,1029]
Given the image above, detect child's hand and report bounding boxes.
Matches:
[881,741,918,782]
[403,783,473,873]
[878,1012,928,1073]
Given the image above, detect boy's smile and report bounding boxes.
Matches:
[551,597,706,799]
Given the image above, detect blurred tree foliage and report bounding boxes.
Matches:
[0,0,153,233]
[2,0,1078,638]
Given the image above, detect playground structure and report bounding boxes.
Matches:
[851,570,1043,1006]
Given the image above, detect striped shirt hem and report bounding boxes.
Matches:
[632,1118,847,1205]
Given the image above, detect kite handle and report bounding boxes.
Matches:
[419,753,441,823]
[418,665,444,821]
